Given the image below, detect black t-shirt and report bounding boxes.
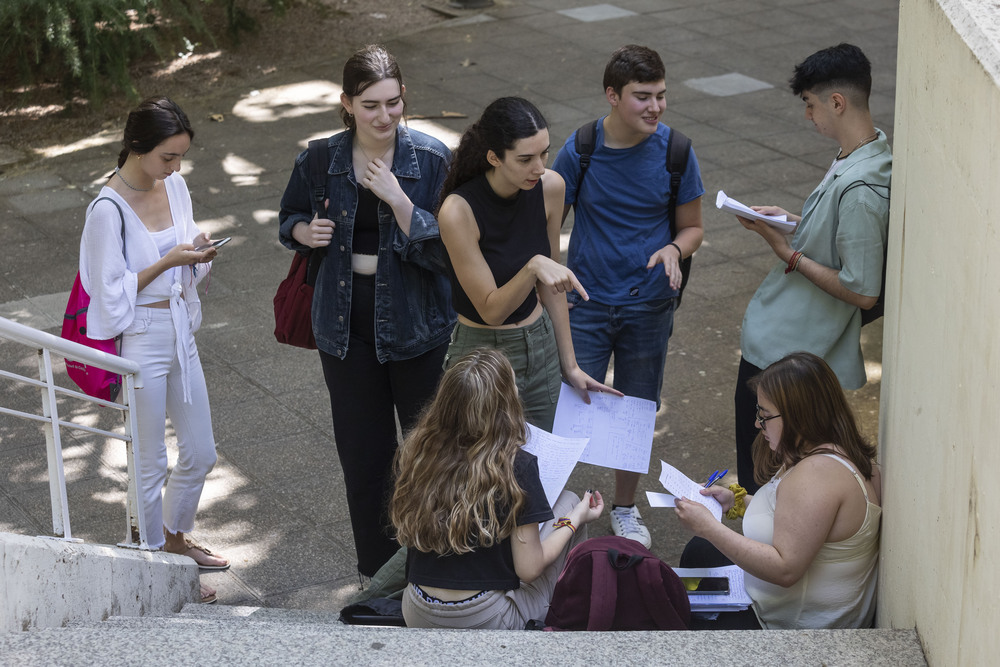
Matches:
[406,449,554,591]
[447,174,550,325]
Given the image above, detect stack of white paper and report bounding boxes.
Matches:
[716,190,797,233]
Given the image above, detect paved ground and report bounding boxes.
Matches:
[0,0,896,612]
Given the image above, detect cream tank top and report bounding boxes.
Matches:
[742,454,881,629]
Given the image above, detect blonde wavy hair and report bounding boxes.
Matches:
[390,348,527,555]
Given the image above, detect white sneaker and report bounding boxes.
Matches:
[610,505,651,549]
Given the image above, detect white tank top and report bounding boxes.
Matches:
[743,454,881,629]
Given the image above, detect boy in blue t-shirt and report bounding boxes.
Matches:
[553,45,705,548]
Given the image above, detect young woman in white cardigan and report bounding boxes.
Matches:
[80,97,229,603]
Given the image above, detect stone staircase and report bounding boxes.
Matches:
[1,602,927,666]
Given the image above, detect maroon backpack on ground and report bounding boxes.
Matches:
[544,535,690,631]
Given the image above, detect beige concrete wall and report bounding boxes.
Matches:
[880,1,1000,664]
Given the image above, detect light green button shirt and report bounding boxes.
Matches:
[741,130,892,389]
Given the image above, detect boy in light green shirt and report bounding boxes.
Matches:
[732,43,891,493]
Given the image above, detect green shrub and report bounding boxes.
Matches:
[0,0,284,103]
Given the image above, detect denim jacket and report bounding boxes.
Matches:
[278,126,455,362]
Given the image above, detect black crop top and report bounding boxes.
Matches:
[352,185,380,255]
[447,174,551,325]
[406,449,554,591]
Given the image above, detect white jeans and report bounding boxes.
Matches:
[120,306,217,548]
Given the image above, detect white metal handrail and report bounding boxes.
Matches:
[0,315,153,550]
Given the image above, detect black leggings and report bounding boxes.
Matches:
[734,357,764,494]
[319,273,448,576]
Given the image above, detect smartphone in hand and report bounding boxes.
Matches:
[194,237,232,252]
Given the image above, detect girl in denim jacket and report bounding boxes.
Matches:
[278,45,454,578]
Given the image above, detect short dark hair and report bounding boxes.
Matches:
[789,43,872,106]
[340,44,406,130]
[118,97,193,168]
[603,44,665,95]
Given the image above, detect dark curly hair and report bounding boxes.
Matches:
[437,96,547,210]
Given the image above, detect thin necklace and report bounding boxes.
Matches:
[355,139,393,164]
[836,131,878,160]
[115,165,153,192]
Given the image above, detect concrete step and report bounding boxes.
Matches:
[3,613,927,666]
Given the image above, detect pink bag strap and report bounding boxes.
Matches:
[91,196,127,259]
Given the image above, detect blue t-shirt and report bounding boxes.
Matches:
[553,119,704,304]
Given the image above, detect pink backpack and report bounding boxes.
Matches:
[62,197,125,402]
[544,536,690,631]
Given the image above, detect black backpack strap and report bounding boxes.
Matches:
[665,129,691,239]
[665,129,693,303]
[837,180,890,207]
[571,120,600,206]
[306,138,330,218]
[305,138,330,286]
[837,181,891,325]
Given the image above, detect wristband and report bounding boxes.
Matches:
[554,517,576,534]
[726,483,748,519]
[668,242,683,260]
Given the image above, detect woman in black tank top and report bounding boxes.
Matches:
[437,97,619,431]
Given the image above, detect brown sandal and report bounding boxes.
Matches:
[171,539,231,571]
[201,583,218,604]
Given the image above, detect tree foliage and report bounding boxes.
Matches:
[0,0,284,103]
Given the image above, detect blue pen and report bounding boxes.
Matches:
[704,469,728,487]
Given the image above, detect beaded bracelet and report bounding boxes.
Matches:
[554,517,576,534]
[726,483,748,520]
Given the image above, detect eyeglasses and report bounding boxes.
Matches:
[755,404,781,425]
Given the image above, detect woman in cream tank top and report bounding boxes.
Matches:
[676,352,881,629]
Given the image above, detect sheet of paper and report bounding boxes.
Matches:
[523,423,590,508]
[672,565,753,609]
[646,491,677,507]
[552,384,656,474]
[657,459,723,521]
[716,190,797,233]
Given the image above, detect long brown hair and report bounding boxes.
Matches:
[750,352,876,485]
[390,348,527,555]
